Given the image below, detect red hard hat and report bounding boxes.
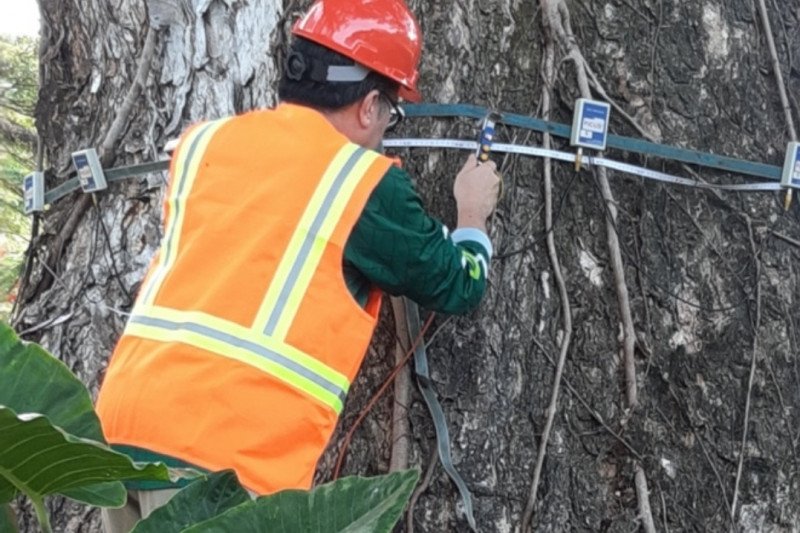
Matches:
[292,0,423,102]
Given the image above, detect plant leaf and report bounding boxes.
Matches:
[0,323,179,506]
[60,482,128,507]
[0,482,15,506]
[0,323,104,442]
[0,407,169,506]
[182,470,419,533]
[131,471,250,533]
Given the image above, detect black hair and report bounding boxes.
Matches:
[278,37,398,111]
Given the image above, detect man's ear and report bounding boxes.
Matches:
[356,90,381,129]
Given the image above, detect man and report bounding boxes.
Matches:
[96,0,500,530]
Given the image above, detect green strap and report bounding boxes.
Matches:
[404,298,477,531]
[41,103,783,206]
[403,103,782,181]
[44,160,170,204]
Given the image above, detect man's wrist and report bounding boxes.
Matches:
[456,215,487,234]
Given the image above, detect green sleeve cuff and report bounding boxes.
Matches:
[451,228,492,259]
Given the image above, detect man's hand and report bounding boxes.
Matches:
[454,154,501,232]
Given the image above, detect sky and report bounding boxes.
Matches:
[0,0,40,38]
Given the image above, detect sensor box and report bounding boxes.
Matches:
[23,171,44,214]
[781,141,800,189]
[71,148,107,192]
[570,98,611,151]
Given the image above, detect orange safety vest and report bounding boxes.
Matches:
[96,103,393,494]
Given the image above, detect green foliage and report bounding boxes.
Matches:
[199,470,420,533]
[0,234,26,322]
[0,321,105,440]
[0,34,37,181]
[131,471,251,533]
[0,37,37,116]
[0,35,36,318]
[134,470,420,533]
[0,323,171,531]
[0,406,169,503]
[0,322,419,532]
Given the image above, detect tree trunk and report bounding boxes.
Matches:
[14,0,800,531]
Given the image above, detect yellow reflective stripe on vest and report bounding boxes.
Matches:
[253,144,379,340]
[125,305,350,413]
[139,118,232,306]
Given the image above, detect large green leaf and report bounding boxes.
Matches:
[182,470,420,533]
[60,482,127,507]
[0,482,13,507]
[0,407,170,506]
[0,322,103,440]
[131,471,250,533]
[0,323,138,506]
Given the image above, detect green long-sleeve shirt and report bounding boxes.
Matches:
[344,164,491,314]
[119,162,493,489]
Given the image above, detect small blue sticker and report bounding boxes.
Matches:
[578,102,609,148]
[75,154,95,189]
[793,146,800,187]
[24,175,33,211]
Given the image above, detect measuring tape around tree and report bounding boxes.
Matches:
[383,138,783,191]
[22,103,799,214]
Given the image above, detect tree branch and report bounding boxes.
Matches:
[389,296,412,472]
[730,218,762,524]
[521,6,574,530]
[537,1,656,530]
[99,27,159,164]
[756,0,797,141]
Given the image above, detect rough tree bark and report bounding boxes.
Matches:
[12,0,800,531]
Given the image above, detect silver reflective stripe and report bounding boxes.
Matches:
[130,315,347,404]
[140,121,215,304]
[263,147,367,335]
[327,64,370,82]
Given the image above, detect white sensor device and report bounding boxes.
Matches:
[781,141,800,189]
[570,98,611,151]
[71,148,108,192]
[23,171,44,214]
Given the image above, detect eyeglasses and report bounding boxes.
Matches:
[379,92,404,131]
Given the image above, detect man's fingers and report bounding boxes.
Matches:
[463,153,478,169]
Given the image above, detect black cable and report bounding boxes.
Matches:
[10,212,40,323]
[589,167,746,313]
[66,204,102,306]
[495,169,579,259]
[91,194,133,306]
